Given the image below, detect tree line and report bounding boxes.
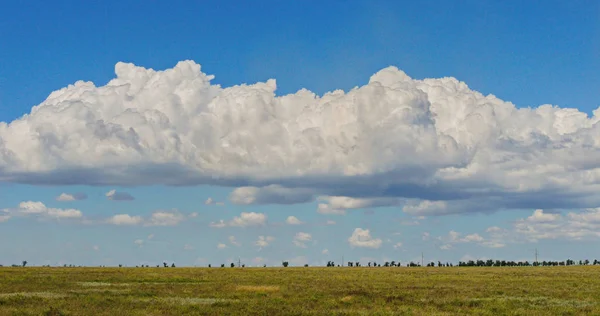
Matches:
[3,259,600,268]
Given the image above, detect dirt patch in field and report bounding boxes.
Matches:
[236,285,280,292]
[341,295,354,302]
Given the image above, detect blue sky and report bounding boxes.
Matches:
[1,1,599,267]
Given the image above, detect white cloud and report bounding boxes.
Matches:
[325,220,336,225]
[145,210,185,226]
[317,196,400,215]
[2,201,83,220]
[205,197,224,206]
[293,232,312,248]
[92,245,99,251]
[105,190,134,201]
[512,208,600,242]
[438,230,489,249]
[0,215,10,222]
[348,228,382,249]
[228,236,241,247]
[217,243,227,249]
[134,239,144,246]
[189,212,198,218]
[286,216,303,225]
[402,200,447,216]
[255,236,274,249]
[5,61,600,217]
[393,242,403,249]
[56,193,87,201]
[211,212,267,228]
[107,214,143,225]
[209,220,227,228]
[317,203,346,215]
[147,234,154,239]
[322,249,329,254]
[422,232,430,241]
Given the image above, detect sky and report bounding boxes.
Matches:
[0,1,599,267]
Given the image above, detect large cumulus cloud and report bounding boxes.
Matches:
[2,60,600,214]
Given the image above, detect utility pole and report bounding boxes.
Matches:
[421,252,424,267]
[535,248,539,265]
[342,255,344,267]
[238,257,241,268]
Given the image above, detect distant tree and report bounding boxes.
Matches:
[22,261,27,267]
[348,262,353,267]
[208,264,211,268]
[171,263,176,268]
[368,262,371,267]
[231,263,235,268]
[384,262,390,267]
[304,264,308,267]
[263,264,267,268]
[282,261,289,267]
[221,264,225,268]
[585,259,590,265]
[163,262,168,268]
[242,264,245,268]
[119,264,122,268]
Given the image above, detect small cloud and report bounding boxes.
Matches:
[322,249,329,254]
[56,193,87,201]
[422,232,430,241]
[105,189,135,201]
[134,239,144,246]
[3,201,83,220]
[229,236,241,247]
[210,212,267,228]
[92,245,99,251]
[147,234,154,239]
[255,236,274,249]
[145,210,185,226]
[440,244,453,250]
[205,198,214,205]
[210,220,227,228]
[189,212,198,218]
[317,203,346,215]
[108,214,143,226]
[217,243,227,249]
[184,244,194,251]
[286,216,303,225]
[393,242,403,249]
[348,228,382,249]
[326,220,336,225]
[293,232,312,248]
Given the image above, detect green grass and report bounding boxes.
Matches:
[0,266,599,315]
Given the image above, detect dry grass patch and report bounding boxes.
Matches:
[236,285,280,292]
[0,292,67,299]
[78,282,130,287]
[341,295,354,302]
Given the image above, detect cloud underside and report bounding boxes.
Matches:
[3,61,600,214]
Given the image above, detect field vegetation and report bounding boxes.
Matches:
[0,266,599,315]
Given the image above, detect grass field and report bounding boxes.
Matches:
[1,266,599,315]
